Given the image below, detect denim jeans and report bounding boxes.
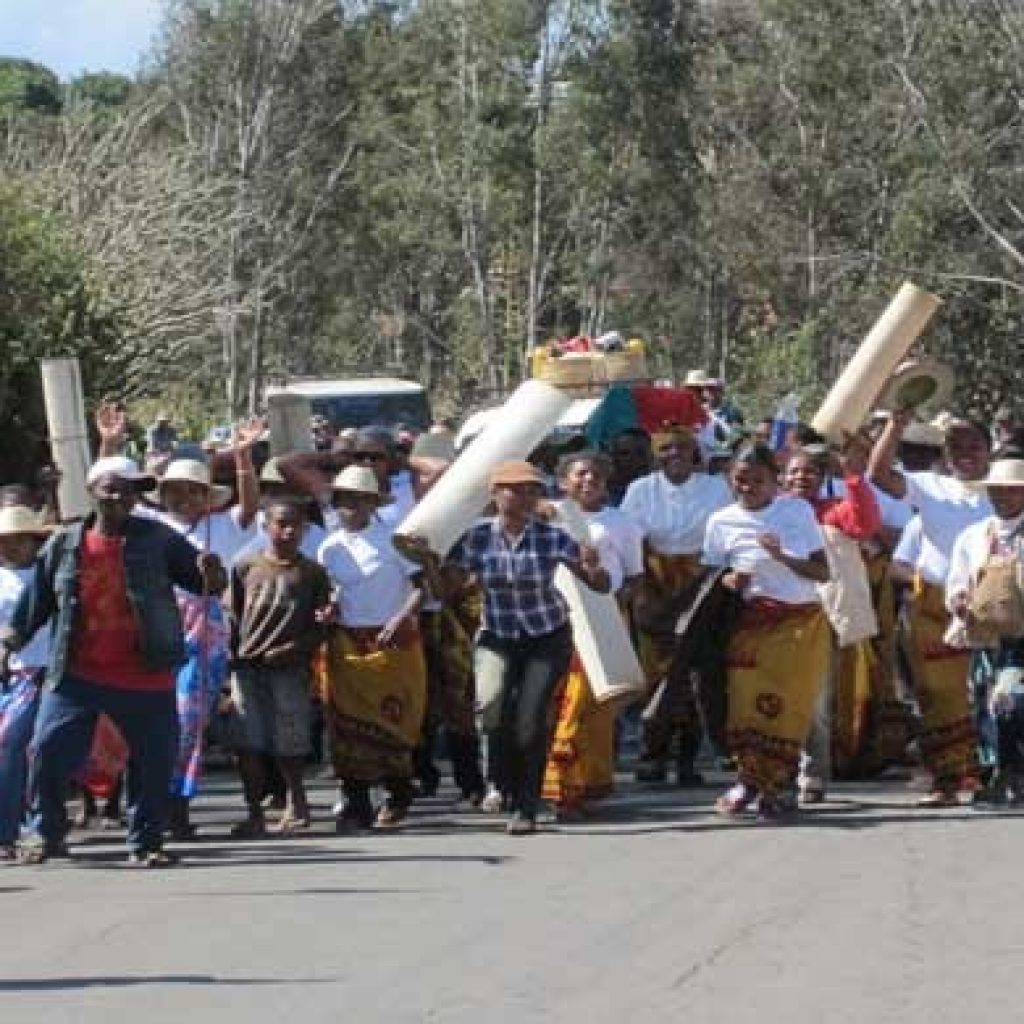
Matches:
[0,674,42,844]
[475,625,572,818]
[27,675,178,853]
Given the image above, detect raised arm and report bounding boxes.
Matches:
[868,411,912,500]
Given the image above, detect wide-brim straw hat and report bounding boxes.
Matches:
[975,459,1024,489]
[902,421,945,448]
[877,359,954,415]
[330,465,394,505]
[259,458,287,486]
[154,458,233,506]
[0,505,55,538]
[489,460,545,489]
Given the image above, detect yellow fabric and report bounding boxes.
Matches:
[542,658,616,807]
[325,626,427,783]
[726,607,830,798]
[636,551,702,686]
[905,578,977,787]
[421,604,477,738]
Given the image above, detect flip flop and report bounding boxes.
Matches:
[268,816,311,836]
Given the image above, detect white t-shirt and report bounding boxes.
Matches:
[233,511,326,565]
[153,507,256,564]
[587,505,645,585]
[621,470,733,556]
[892,516,923,568]
[318,521,418,627]
[0,565,49,671]
[702,496,824,605]
[904,471,992,584]
[377,473,417,532]
[946,513,1024,611]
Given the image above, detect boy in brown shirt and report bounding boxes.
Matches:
[228,499,332,836]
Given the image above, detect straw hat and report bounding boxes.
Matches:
[902,421,945,448]
[0,505,54,538]
[684,369,715,388]
[877,359,954,415]
[331,465,394,505]
[156,458,232,506]
[977,459,1024,489]
[489,460,545,488]
[87,456,157,491]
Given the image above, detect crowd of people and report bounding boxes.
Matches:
[1,378,1024,867]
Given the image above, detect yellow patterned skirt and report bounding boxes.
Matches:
[726,603,830,798]
[325,623,427,783]
[542,654,616,808]
[905,578,977,788]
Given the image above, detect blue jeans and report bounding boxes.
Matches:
[27,675,178,853]
[0,674,42,844]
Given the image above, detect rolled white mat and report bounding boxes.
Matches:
[268,393,313,456]
[811,282,941,443]
[40,358,92,521]
[552,498,645,704]
[396,380,572,556]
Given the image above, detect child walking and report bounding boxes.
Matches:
[228,499,332,836]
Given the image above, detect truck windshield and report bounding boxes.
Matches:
[310,392,431,431]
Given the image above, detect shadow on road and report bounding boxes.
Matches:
[0,974,339,992]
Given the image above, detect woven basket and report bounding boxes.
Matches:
[603,350,648,382]
[538,354,599,388]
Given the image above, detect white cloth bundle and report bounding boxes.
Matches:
[396,380,571,556]
[817,525,878,647]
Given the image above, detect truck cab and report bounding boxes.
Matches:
[265,378,431,431]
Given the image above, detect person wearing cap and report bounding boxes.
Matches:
[0,456,226,866]
[869,410,992,805]
[318,465,430,831]
[406,434,487,806]
[947,458,1024,803]
[149,419,262,838]
[541,450,643,820]
[353,427,415,531]
[417,459,609,836]
[0,507,54,860]
[620,424,732,784]
[993,404,1022,454]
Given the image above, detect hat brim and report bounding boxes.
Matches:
[151,480,233,507]
[877,361,955,415]
[331,486,394,506]
[0,524,56,538]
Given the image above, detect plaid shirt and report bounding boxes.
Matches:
[450,518,580,639]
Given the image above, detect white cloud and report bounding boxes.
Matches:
[0,0,164,79]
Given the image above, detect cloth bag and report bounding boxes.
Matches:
[817,525,878,647]
[968,552,1024,641]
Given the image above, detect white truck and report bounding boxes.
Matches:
[265,377,431,432]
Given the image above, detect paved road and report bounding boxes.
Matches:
[4,770,1024,1023]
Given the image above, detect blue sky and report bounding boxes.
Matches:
[0,0,164,80]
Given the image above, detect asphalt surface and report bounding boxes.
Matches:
[4,769,1024,1023]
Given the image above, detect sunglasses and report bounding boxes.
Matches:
[354,452,388,463]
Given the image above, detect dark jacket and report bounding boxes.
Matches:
[3,516,206,689]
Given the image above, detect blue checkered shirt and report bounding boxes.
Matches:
[450,518,580,639]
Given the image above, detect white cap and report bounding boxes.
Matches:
[86,456,156,489]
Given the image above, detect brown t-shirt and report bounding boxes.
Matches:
[229,552,331,667]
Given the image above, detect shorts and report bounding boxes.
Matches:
[231,665,312,758]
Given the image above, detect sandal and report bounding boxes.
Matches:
[798,786,826,805]
[917,790,959,808]
[229,817,267,840]
[18,838,69,865]
[0,844,17,862]
[715,783,757,817]
[128,848,180,869]
[268,816,311,836]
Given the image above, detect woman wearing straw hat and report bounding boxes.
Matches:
[870,410,992,805]
[318,465,429,831]
[0,507,54,859]
[149,424,261,838]
[947,458,1024,802]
